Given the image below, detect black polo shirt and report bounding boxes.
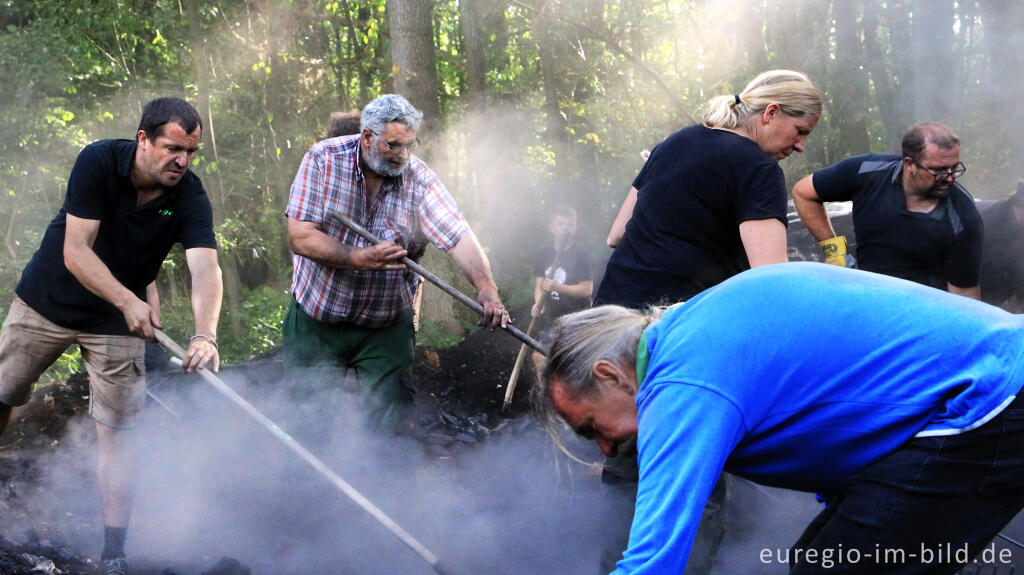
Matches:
[812,153,983,290]
[16,139,217,335]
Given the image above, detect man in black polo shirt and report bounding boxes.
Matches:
[0,97,223,574]
[792,122,983,299]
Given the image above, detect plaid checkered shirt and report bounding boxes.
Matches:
[286,135,470,327]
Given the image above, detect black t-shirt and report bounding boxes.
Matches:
[812,153,983,290]
[533,243,593,318]
[16,139,217,335]
[595,124,787,308]
[978,197,1024,309]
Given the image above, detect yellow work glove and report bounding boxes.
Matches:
[818,235,857,268]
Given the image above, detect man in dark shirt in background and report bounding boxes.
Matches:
[978,180,1024,311]
[792,122,983,299]
[531,205,593,324]
[327,110,362,139]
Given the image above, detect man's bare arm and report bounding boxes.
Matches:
[181,247,223,372]
[792,175,838,242]
[449,231,507,329]
[607,187,639,248]
[287,216,406,270]
[64,214,160,339]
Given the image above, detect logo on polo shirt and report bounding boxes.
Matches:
[158,209,173,216]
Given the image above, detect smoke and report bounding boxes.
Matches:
[17,363,1024,574]
[10,361,891,574]
[16,365,622,574]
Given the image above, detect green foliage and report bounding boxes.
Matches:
[0,0,1021,381]
[230,285,289,360]
[39,345,85,385]
[159,284,288,364]
[416,318,465,350]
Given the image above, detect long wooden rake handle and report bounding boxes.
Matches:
[327,211,548,355]
[155,331,456,575]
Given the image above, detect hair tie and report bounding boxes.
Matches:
[734,94,742,106]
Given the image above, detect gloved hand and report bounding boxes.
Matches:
[818,235,857,268]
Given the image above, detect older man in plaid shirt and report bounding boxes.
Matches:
[285,94,508,426]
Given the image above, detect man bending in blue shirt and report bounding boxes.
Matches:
[534,262,1024,574]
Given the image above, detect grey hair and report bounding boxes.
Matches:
[531,305,663,449]
[704,69,822,130]
[360,94,424,134]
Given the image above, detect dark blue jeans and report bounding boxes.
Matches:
[791,393,1024,574]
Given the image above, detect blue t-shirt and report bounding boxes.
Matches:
[619,262,1024,574]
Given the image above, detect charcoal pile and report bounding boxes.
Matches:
[0,373,91,451]
[412,302,536,450]
[0,530,94,575]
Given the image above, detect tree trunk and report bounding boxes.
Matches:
[862,0,903,149]
[386,0,441,139]
[386,0,461,336]
[830,0,871,156]
[458,0,502,231]
[459,0,487,113]
[187,0,244,341]
[910,0,955,124]
[977,0,1024,187]
[535,1,568,177]
[886,0,916,132]
[339,0,371,108]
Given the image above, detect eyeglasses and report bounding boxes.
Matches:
[912,160,967,180]
[370,131,420,155]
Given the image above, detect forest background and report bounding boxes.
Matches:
[1,0,1022,376]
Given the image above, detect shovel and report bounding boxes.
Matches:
[156,331,456,575]
[502,247,562,409]
[327,212,547,355]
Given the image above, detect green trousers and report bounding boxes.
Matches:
[283,298,415,428]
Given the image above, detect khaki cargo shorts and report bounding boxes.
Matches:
[0,296,146,429]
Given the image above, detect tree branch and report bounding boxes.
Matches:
[510,0,698,123]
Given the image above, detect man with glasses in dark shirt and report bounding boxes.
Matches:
[791,122,982,298]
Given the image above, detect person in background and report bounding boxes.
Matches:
[0,97,223,575]
[596,70,822,574]
[531,205,593,325]
[529,205,593,368]
[978,180,1024,311]
[328,110,362,139]
[791,122,982,299]
[536,262,1024,575]
[285,94,508,428]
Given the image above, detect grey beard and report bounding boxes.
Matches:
[365,146,408,177]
